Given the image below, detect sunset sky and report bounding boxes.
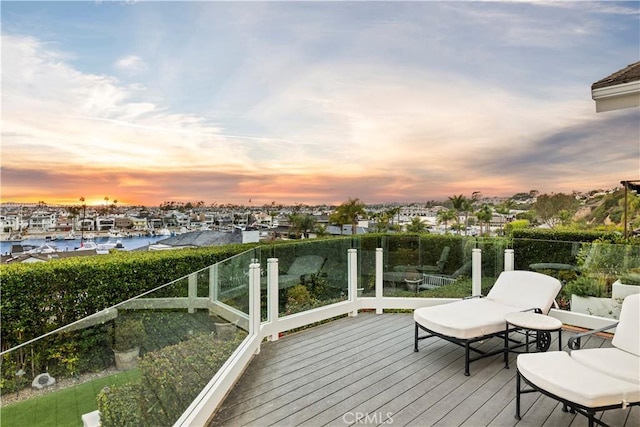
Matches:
[1,1,639,207]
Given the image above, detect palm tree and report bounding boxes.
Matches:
[288,213,317,239]
[436,209,456,234]
[79,196,86,241]
[462,199,473,235]
[476,204,493,236]
[330,198,366,235]
[448,194,467,234]
[406,216,427,233]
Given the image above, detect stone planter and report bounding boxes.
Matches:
[113,347,140,371]
[214,322,236,340]
[612,280,640,300]
[570,295,620,319]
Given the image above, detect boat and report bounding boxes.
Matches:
[76,241,98,251]
[108,229,123,238]
[64,231,76,240]
[155,228,172,236]
[97,240,125,252]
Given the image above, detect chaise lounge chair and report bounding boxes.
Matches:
[414,270,562,375]
[261,254,326,289]
[516,293,640,427]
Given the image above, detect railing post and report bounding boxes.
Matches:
[188,273,197,314]
[210,264,218,302]
[472,248,482,296]
[348,248,358,316]
[376,248,383,314]
[249,261,261,354]
[504,249,514,271]
[267,258,279,341]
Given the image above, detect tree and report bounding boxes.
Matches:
[532,193,579,228]
[436,209,456,234]
[448,194,467,234]
[79,196,87,241]
[495,199,516,234]
[288,213,316,239]
[330,198,366,235]
[406,216,427,233]
[476,204,493,236]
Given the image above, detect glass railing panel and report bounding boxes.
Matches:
[1,269,248,427]
[563,241,639,320]
[214,249,258,317]
[380,234,419,296]
[513,238,640,320]
[355,235,378,297]
[271,239,351,316]
[475,236,509,295]
[379,234,476,298]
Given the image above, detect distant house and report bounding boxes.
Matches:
[591,61,640,112]
[148,229,259,251]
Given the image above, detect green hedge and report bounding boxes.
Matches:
[0,244,257,347]
[97,334,242,427]
[511,229,621,271]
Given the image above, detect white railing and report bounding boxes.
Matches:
[176,246,618,426]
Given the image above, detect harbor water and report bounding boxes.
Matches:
[1,235,169,256]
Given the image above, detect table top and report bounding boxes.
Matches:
[505,311,563,330]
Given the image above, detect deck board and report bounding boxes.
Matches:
[209,312,635,427]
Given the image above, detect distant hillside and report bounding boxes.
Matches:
[575,189,637,227]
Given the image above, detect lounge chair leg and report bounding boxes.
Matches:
[515,370,521,420]
[464,342,470,376]
[414,323,419,352]
[504,325,510,369]
[562,403,569,412]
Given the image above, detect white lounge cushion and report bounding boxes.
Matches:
[571,348,640,385]
[414,298,521,339]
[612,294,640,357]
[518,351,640,408]
[486,270,561,314]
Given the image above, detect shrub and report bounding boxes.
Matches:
[137,334,240,426]
[96,334,242,426]
[620,272,640,286]
[97,383,142,427]
[563,276,608,298]
[112,318,145,352]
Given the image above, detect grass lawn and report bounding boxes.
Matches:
[1,369,140,427]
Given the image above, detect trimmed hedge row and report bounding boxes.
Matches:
[511,229,624,271]
[97,334,242,427]
[0,244,257,348]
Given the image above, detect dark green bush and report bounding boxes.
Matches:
[511,229,620,270]
[97,382,142,427]
[0,244,256,348]
[138,334,240,426]
[563,276,608,298]
[97,334,242,427]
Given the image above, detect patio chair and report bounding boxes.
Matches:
[262,254,326,289]
[414,270,562,375]
[384,246,450,286]
[515,294,640,427]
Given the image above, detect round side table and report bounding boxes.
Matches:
[503,311,563,369]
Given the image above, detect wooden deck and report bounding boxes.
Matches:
[209,313,638,427]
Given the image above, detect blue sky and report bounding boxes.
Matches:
[1,1,639,206]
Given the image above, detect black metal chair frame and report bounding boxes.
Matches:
[414,306,548,376]
[516,367,639,427]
